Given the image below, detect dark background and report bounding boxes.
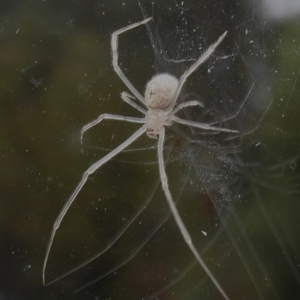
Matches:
[0,0,300,299]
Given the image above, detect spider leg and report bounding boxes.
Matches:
[168,31,227,112]
[42,125,147,285]
[170,100,204,116]
[172,116,239,133]
[111,18,152,105]
[157,126,230,300]
[80,113,145,144]
[121,91,147,114]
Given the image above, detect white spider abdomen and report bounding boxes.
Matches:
[144,73,178,109]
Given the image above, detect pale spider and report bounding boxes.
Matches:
[43,17,238,300]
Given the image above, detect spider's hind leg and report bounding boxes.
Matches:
[157,127,230,300]
[42,125,147,286]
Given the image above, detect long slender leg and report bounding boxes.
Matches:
[172,116,239,133]
[170,100,204,116]
[42,125,147,285]
[121,92,147,114]
[157,126,230,300]
[80,113,145,143]
[168,31,227,112]
[111,18,152,105]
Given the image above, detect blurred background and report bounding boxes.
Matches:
[0,0,300,299]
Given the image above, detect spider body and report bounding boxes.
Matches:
[43,17,238,300]
[144,73,178,137]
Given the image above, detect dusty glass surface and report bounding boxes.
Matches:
[0,0,300,299]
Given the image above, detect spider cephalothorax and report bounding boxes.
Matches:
[145,108,169,138]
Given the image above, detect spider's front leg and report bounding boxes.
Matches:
[111,17,152,105]
[80,113,145,144]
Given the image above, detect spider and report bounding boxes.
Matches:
[43,17,238,300]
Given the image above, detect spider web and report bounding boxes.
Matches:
[38,1,300,299]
